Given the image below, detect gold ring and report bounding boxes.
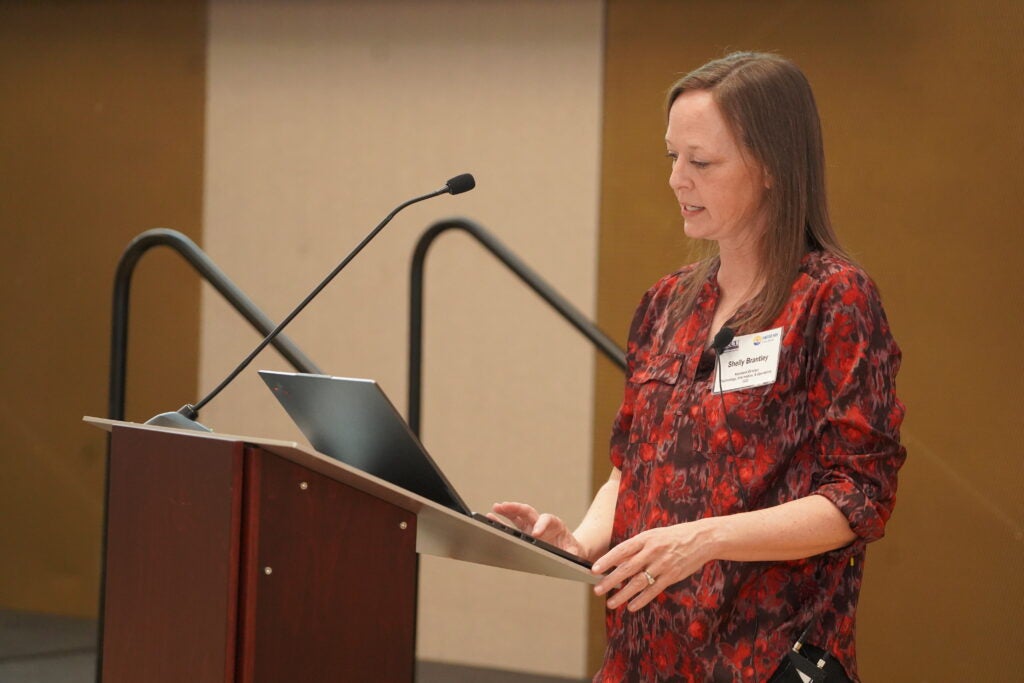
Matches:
[642,570,656,586]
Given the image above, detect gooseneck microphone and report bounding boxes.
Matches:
[444,173,476,195]
[145,173,476,432]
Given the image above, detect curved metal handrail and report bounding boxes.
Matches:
[108,228,322,420]
[408,217,626,435]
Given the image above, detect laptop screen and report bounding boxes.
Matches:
[258,371,470,514]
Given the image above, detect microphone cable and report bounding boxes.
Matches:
[707,326,760,683]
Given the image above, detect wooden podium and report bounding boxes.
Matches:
[87,418,594,683]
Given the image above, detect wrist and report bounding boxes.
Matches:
[693,515,732,563]
[570,525,596,561]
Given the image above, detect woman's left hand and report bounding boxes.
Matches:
[591,518,718,611]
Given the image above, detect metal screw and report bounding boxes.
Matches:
[264,566,273,575]
[399,521,408,530]
[299,481,309,491]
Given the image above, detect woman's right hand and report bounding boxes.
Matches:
[489,502,585,557]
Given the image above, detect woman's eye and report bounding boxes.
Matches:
[691,160,710,169]
[665,152,678,162]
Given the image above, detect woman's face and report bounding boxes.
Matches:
[665,90,769,251]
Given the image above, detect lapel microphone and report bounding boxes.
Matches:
[696,325,736,380]
[711,326,736,355]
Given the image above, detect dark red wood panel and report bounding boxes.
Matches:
[237,449,417,683]
[102,427,243,683]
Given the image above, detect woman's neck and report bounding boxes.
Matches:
[705,237,763,339]
[716,245,762,303]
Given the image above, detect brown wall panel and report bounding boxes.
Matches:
[0,1,206,616]
[595,1,1023,679]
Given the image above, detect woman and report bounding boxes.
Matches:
[493,52,905,682]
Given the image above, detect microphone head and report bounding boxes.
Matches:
[711,326,736,354]
[445,173,476,195]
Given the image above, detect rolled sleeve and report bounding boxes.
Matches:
[807,269,907,542]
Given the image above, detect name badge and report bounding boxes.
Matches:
[711,326,784,393]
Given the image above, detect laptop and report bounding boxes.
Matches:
[258,370,592,569]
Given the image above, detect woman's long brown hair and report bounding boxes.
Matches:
[666,52,851,333]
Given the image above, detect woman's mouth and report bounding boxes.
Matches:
[681,204,705,215]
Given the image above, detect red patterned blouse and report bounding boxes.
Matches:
[595,251,906,683]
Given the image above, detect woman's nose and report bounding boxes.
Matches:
[669,162,692,191]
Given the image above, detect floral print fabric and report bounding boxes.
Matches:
[595,251,906,683]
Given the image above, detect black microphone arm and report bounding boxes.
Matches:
[145,173,476,432]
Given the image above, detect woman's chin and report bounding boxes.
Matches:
[682,220,713,241]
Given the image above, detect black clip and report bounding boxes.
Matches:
[785,625,829,683]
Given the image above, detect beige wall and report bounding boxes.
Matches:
[596,0,1024,679]
[202,0,604,677]
[0,1,205,617]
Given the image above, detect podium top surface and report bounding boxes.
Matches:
[86,417,598,585]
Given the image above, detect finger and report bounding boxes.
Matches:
[594,554,646,596]
[626,565,664,611]
[533,513,564,538]
[591,537,642,575]
[592,542,646,590]
[491,501,533,518]
[515,512,541,532]
[605,571,655,611]
[490,502,539,532]
[487,507,517,526]
[492,501,528,515]
[594,569,624,596]
[532,514,549,536]
[612,561,668,612]
[625,583,658,611]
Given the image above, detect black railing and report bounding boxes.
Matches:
[108,228,321,421]
[408,217,627,435]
